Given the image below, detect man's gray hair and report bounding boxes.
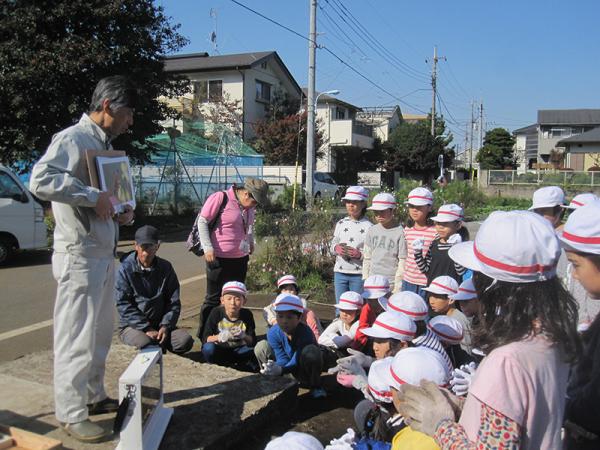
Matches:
[89,75,138,113]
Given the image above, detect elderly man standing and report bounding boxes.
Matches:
[30,76,136,442]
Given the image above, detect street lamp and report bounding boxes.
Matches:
[306,89,340,207]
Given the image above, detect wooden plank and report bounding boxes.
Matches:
[0,426,61,450]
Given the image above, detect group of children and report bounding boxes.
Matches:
[199,183,600,450]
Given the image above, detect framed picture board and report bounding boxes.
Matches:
[85,150,136,213]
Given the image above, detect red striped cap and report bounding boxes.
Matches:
[405,187,434,206]
[342,186,369,201]
[566,193,598,210]
[422,276,459,296]
[450,278,477,301]
[362,275,391,299]
[380,291,428,320]
[277,274,298,289]
[449,210,561,283]
[431,204,464,222]
[367,357,394,403]
[336,291,364,310]
[361,312,416,341]
[388,347,449,389]
[273,293,305,313]
[560,200,600,255]
[427,316,464,345]
[367,192,397,211]
[221,281,247,297]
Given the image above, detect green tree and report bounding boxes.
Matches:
[476,128,516,169]
[0,0,190,168]
[384,115,454,179]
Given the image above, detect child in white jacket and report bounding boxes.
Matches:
[318,291,363,357]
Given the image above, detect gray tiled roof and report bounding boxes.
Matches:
[513,124,537,134]
[164,51,274,72]
[558,126,600,144]
[538,109,600,125]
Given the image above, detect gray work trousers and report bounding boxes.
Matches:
[119,327,194,354]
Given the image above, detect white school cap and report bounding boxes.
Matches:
[450,278,477,301]
[265,431,324,450]
[422,276,459,296]
[559,200,600,255]
[427,315,464,346]
[342,186,369,202]
[430,203,464,222]
[272,293,305,313]
[389,347,449,390]
[367,192,397,211]
[361,311,416,341]
[529,186,566,210]
[336,291,364,310]
[362,275,391,299]
[277,274,298,289]
[367,357,394,403]
[379,291,428,321]
[449,210,560,283]
[566,192,599,210]
[221,281,247,297]
[405,187,434,206]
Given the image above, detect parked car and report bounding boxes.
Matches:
[312,171,341,199]
[0,165,48,264]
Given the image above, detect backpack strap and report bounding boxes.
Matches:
[207,190,229,231]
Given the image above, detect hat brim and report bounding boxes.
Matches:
[430,215,462,222]
[421,286,447,295]
[342,195,367,202]
[361,326,397,339]
[362,291,388,300]
[450,292,477,301]
[528,203,564,210]
[367,205,395,211]
[273,305,303,313]
[222,289,247,297]
[448,241,484,273]
[404,200,433,206]
[378,297,389,310]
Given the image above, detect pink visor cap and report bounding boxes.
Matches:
[222,281,247,297]
[362,275,391,299]
[449,210,560,283]
[379,291,428,321]
[277,274,298,289]
[367,192,397,211]
[431,203,464,223]
[342,186,369,202]
[405,187,434,206]
[272,293,305,313]
[559,200,600,255]
[335,291,364,310]
[367,357,394,403]
[423,275,459,296]
[389,347,449,390]
[428,315,464,346]
[529,186,566,210]
[565,192,599,210]
[450,278,477,301]
[361,311,416,341]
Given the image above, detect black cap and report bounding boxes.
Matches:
[135,225,160,245]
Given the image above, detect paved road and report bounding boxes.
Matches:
[0,239,207,362]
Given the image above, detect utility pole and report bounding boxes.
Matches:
[469,100,475,181]
[428,46,446,136]
[305,0,317,209]
[479,100,484,150]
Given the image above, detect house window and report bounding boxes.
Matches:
[335,107,346,120]
[193,80,223,103]
[256,80,271,102]
[550,128,567,138]
[260,61,268,69]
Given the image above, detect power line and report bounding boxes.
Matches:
[318,4,368,59]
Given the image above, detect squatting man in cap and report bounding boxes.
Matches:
[30,75,137,442]
[116,225,194,354]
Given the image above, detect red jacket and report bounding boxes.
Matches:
[352,303,378,350]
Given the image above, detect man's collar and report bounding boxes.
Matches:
[135,256,158,272]
[80,113,112,147]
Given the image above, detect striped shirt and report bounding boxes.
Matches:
[403,225,437,286]
[414,237,466,285]
[413,329,454,375]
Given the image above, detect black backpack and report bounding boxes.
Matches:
[186,191,228,256]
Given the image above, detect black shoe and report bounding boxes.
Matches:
[88,397,119,415]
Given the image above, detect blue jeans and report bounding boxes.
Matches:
[334,272,364,302]
[401,280,427,300]
[202,342,255,368]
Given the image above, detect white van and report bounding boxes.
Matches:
[313,172,341,199]
[0,165,48,263]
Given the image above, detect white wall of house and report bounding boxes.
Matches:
[514,134,527,173]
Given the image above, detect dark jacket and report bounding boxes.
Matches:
[115,252,181,331]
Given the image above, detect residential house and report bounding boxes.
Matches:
[309,90,374,173]
[356,106,402,142]
[402,113,428,125]
[513,124,538,171]
[558,127,600,170]
[162,51,302,141]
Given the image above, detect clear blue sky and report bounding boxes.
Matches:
[156,0,600,151]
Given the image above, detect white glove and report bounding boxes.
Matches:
[230,326,245,339]
[327,356,366,378]
[447,234,463,245]
[336,348,374,369]
[450,362,477,396]
[331,334,352,349]
[217,329,233,343]
[412,238,425,251]
[260,360,283,376]
[351,374,368,395]
[325,428,355,450]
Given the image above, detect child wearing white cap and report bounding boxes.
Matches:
[423,275,471,354]
[201,281,257,371]
[449,277,480,319]
[402,187,437,299]
[330,186,373,302]
[362,192,408,292]
[559,200,600,450]
[352,274,389,352]
[318,291,362,354]
[263,274,323,340]
[395,210,580,449]
[254,293,329,398]
[414,204,468,286]
[529,185,566,229]
[427,315,475,369]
